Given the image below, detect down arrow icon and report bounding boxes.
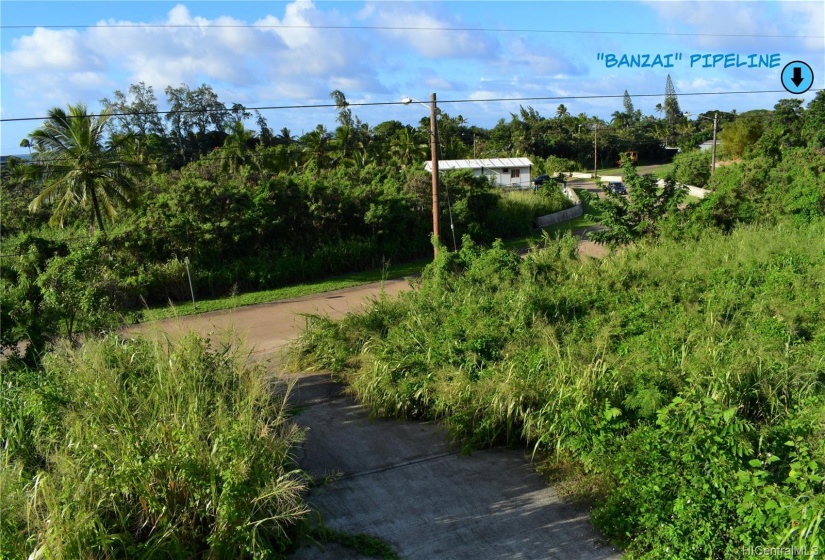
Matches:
[781,60,813,94]
[791,67,804,87]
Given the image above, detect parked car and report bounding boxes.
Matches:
[607,181,627,195]
[533,174,552,185]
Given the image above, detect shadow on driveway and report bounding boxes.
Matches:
[287,373,621,560]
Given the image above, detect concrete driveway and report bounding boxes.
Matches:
[288,373,619,560]
[140,275,620,559]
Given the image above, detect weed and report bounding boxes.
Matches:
[289,219,825,556]
[1,332,311,558]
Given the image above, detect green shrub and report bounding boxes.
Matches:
[671,149,712,188]
[290,218,825,555]
[1,333,310,558]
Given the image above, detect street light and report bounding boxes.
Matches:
[402,93,440,257]
[685,112,719,176]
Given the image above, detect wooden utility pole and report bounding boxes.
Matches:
[711,113,718,176]
[593,124,598,178]
[430,93,440,257]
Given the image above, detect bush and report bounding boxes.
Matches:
[1,333,310,558]
[671,149,712,188]
[289,218,825,555]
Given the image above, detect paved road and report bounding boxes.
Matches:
[139,268,620,559]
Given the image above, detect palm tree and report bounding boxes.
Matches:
[302,125,331,169]
[19,138,32,157]
[222,120,256,174]
[331,125,357,165]
[390,127,427,166]
[28,103,140,231]
[655,103,664,118]
[611,111,629,128]
[276,127,296,146]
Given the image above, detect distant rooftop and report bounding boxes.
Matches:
[424,158,533,171]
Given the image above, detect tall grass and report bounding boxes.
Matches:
[1,333,310,559]
[488,190,572,238]
[289,220,825,556]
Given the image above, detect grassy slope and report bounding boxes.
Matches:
[1,334,310,557]
[290,219,825,556]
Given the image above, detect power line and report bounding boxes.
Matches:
[1,23,821,39]
[3,89,816,124]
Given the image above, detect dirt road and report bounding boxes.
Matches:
[135,278,412,361]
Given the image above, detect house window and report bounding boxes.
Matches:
[511,169,520,179]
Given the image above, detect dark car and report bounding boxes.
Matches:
[533,174,551,186]
[607,181,627,195]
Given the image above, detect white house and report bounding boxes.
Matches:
[699,140,722,152]
[424,158,533,188]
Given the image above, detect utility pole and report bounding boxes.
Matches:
[711,112,718,176]
[430,92,441,257]
[593,124,598,179]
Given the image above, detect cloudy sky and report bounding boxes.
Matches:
[1,0,822,154]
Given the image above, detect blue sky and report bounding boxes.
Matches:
[1,0,823,155]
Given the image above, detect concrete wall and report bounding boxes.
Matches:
[655,179,710,199]
[569,172,711,199]
[567,172,622,182]
[534,186,583,228]
[686,185,710,199]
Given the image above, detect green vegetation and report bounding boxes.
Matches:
[589,161,685,246]
[142,258,428,322]
[289,92,825,556]
[3,77,824,559]
[290,221,825,557]
[1,333,310,558]
[671,149,712,188]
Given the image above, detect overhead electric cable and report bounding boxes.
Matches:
[3,89,818,123]
[1,23,821,39]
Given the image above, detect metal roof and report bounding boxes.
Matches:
[424,158,533,172]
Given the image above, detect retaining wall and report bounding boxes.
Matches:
[534,186,583,228]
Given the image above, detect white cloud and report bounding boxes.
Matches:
[780,1,825,51]
[0,0,400,133]
[489,38,586,77]
[644,0,813,52]
[363,2,498,59]
[253,0,379,81]
[86,5,278,88]
[648,0,783,49]
[3,28,104,73]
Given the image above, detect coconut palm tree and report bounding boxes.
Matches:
[301,125,331,169]
[19,138,32,157]
[655,103,664,118]
[28,103,141,232]
[390,127,427,166]
[611,110,629,128]
[222,120,257,174]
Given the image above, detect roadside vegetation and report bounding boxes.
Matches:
[291,220,825,557]
[1,333,310,558]
[290,91,825,557]
[2,76,823,557]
